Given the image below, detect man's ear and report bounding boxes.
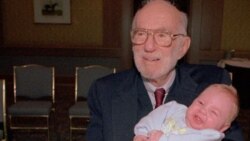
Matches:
[177,36,191,60]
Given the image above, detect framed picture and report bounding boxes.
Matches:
[33,0,71,24]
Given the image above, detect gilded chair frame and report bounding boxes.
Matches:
[69,65,116,141]
[74,65,116,102]
[0,79,7,141]
[9,64,55,141]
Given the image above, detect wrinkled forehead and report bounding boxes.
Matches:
[133,0,184,32]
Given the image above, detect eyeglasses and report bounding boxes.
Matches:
[131,28,186,47]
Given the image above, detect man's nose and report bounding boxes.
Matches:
[144,34,157,52]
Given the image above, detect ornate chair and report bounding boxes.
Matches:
[8,64,55,141]
[0,79,7,141]
[69,65,116,141]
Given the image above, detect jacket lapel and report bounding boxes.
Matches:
[166,65,198,106]
[111,72,152,141]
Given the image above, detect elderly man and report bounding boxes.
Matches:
[86,0,244,141]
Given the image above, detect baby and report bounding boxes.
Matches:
[134,84,239,141]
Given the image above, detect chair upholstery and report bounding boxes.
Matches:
[8,64,55,141]
[69,65,116,141]
[0,79,7,141]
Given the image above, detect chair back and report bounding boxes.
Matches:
[14,64,55,103]
[0,79,7,140]
[75,65,115,101]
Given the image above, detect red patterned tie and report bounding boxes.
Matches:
[154,88,166,108]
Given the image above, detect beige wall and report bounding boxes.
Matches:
[4,0,249,51]
[2,0,103,47]
[222,0,250,51]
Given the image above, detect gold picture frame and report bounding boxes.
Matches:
[33,0,71,24]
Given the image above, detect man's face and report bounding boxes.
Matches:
[131,1,190,86]
[186,86,235,132]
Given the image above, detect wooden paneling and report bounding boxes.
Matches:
[0,0,136,71]
[0,46,121,58]
[187,0,250,64]
[0,0,3,46]
[0,0,124,56]
[187,0,224,64]
[103,0,122,49]
[199,0,223,51]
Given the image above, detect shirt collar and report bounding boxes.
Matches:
[143,69,176,93]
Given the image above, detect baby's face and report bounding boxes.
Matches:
[186,86,235,132]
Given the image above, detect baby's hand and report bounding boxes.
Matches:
[133,135,148,141]
[147,130,163,141]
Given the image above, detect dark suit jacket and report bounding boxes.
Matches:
[86,63,244,141]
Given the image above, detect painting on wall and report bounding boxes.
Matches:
[33,0,71,24]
